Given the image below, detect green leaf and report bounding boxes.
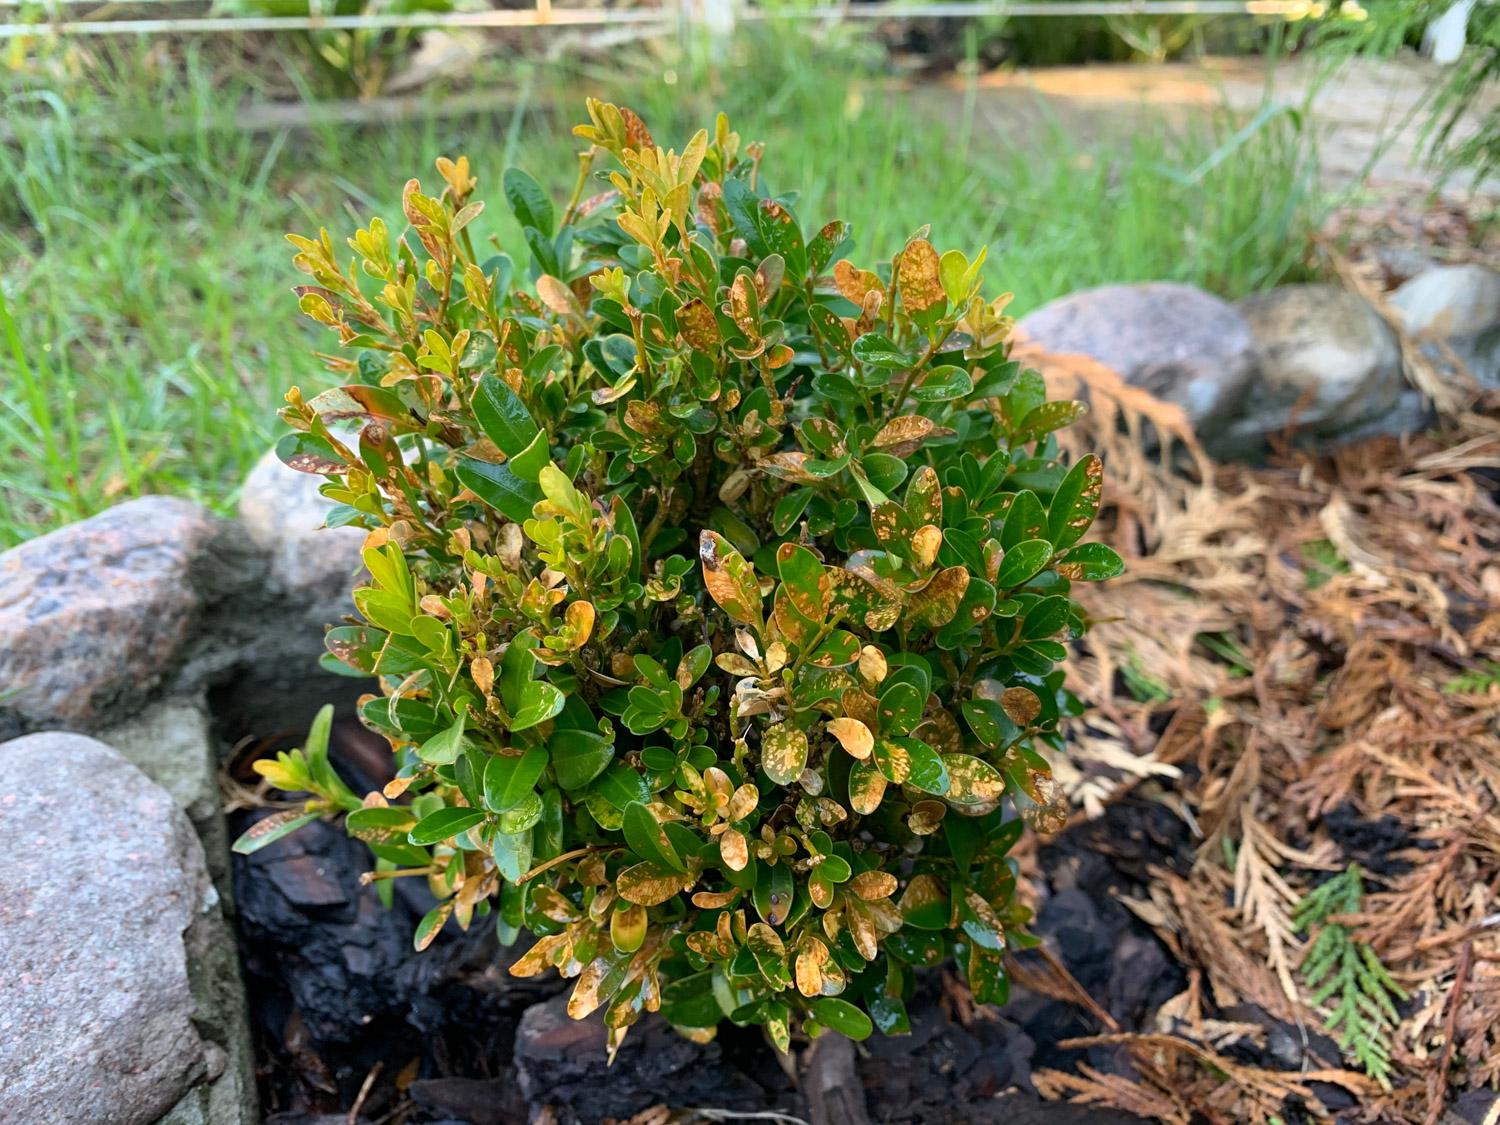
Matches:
[352,588,413,636]
[877,682,924,736]
[966,945,1010,1006]
[1056,542,1124,581]
[758,198,807,279]
[772,488,813,536]
[1016,400,1088,442]
[409,807,486,845]
[499,792,544,834]
[473,373,540,457]
[414,900,454,952]
[868,992,911,1035]
[721,177,769,257]
[231,809,321,855]
[660,970,724,1029]
[624,801,686,872]
[777,543,827,621]
[811,998,873,1040]
[910,365,972,403]
[894,737,950,795]
[503,167,554,236]
[507,430,551,483]
[500,633,538,715]
[484,748,549,812]
[275,431,343,475]
[591,762,651,811]
[418,713,467,764]
[456,457,542,523]
[493,827,534,882]
[346,805,416,842]
[761,723,809,786]
[851,333,908,369]
[511,681,565,731]
[753,860,794,926]
[807,219,850,276]
[995,539,1054,589]
[1000,491,1046,550]
[1047,454,1104,551]
[550,727,615,789]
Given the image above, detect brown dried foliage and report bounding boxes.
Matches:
[1016,332,1500,1121]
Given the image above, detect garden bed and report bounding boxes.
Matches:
[228,713,1187,1125]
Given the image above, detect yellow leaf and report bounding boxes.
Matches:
[1001,685,1041,726]
[728,784,760,822]
[699,530,762,626]
[850,870,898,901]
[911,524,942,570]
[795,943,827,997]
[677,298,721,351]
[531,884,582,923]
[535,274,581,318]
[905,566,970,631]
[565,601,596,647]
[833,259,882,306]
[611,902,647,953]
[568,957,610,1019]
[618,861,690,906]
[470,655,494,698]
[907,799,947,835]
[848,760,886,815]
[826,717,874,760]
[720,827,749,872]
[897,238,944,311]
[857,646,888,686]
[871,414,939,458]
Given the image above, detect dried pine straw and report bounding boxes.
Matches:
[1009,337,1500,1123]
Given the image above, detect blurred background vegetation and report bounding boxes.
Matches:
[0,1,1490,546]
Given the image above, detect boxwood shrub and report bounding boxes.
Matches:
[235,99,1122,1054]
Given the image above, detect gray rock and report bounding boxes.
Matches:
[238,447,364,620]
[1335,388,1434,446]
[1017,282,1258,439]
[1223,285,1406,449]
[1389,264,1500,388]
[204,449,370,744]
[102,699,231,896]
[0,498,223,739]
[0,732,240,1124]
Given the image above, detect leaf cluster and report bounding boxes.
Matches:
[1293,865,1409,1089]
[238,100,1123,1054]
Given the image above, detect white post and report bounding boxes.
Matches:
[684,0,735,38]
[1424,0,1477,65]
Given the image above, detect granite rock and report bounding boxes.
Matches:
[0,498,225,738]
[1018,282,1258,441]
[1389,264,1500,388]
[238,447,364,620]
[0,733,225,1123]
[1217,284,1408,453]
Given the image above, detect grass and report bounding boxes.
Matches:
[0,25,1326,546]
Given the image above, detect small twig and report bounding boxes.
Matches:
[517,845,601,884]
[1035,944,1123,1033]
[348,1060,383,1125]
[690,1111,811,1125]
[1424,940,1473,1125]
[800,1033,870,1125]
